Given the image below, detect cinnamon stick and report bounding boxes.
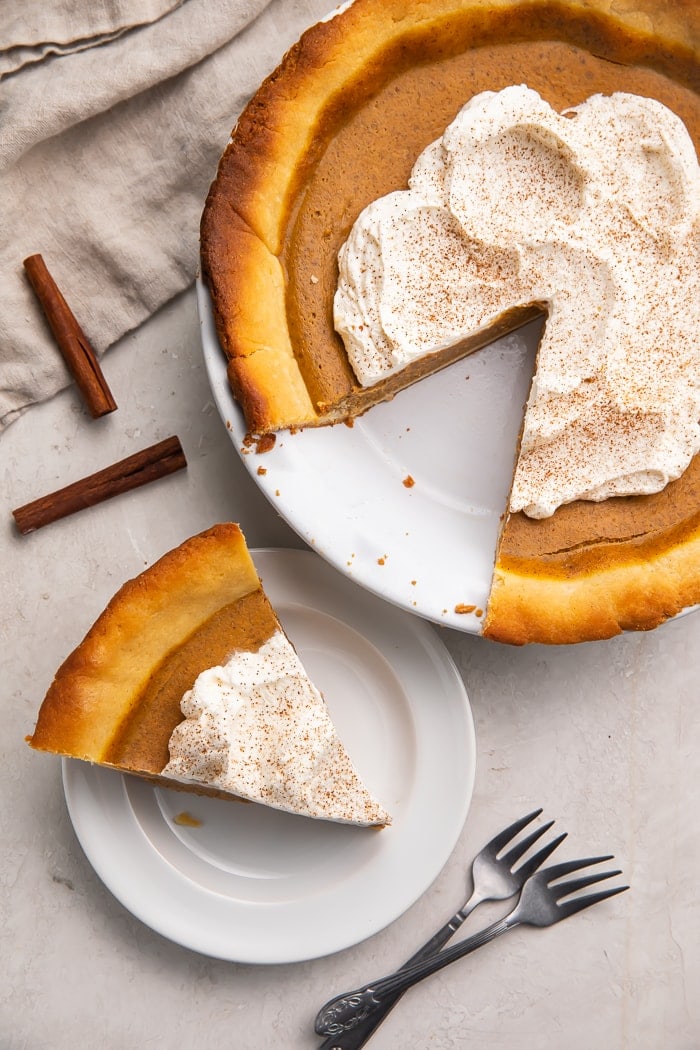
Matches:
[23,253,117,418]
[12,436,187,534]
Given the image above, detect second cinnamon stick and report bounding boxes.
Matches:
[12,436,187,534]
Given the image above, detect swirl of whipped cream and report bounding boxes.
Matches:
[162,631,390,826]
[334,86,700,518]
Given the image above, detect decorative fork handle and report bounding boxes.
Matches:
[315,916,516,1038]
[317,904,479,1049]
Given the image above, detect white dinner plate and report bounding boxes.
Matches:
[63,548,475,963]
[198,278,542,634]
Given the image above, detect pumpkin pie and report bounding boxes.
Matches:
[200,0,700,644]
[29,524,390,826]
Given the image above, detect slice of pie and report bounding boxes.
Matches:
[200,0,700,645]
[29,524,390,826]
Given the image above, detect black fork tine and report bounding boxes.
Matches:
[539,854,614,883]
[514,831,568,882]
[553,868,623,900]
[501,819,556,868]
[557,883,629,918]
[488,808,543,854]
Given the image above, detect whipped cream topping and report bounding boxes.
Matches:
[162,630,390,826]
[334,86,700,517]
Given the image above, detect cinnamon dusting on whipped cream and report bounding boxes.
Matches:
[334,86,700,518]
[162,631,390,826]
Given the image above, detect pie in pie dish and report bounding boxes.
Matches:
[200,0,700,645]
[29,524,391,826]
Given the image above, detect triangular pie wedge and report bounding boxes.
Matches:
[200,0,700,645]
[29,524,390,827]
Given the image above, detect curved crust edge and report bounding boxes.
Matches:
[483,526,700,645]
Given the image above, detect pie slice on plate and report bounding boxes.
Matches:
[200,0,700,645]
[29,524,390,826]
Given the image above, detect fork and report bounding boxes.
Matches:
[316,855,628,1038]
[316,809,565,1049]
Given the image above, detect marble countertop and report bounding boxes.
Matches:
[2,287,698,1050]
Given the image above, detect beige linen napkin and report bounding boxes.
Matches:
[0,0,335,431]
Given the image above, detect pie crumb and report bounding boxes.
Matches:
[255,433,276,454]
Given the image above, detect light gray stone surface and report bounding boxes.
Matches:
[2,288,698,1049]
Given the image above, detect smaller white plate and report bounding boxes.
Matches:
[63,549,475,963]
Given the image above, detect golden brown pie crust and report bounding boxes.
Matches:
[29,524,277,797]
[200,0,700,644]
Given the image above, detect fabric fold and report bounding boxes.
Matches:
[0,0,186,77]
